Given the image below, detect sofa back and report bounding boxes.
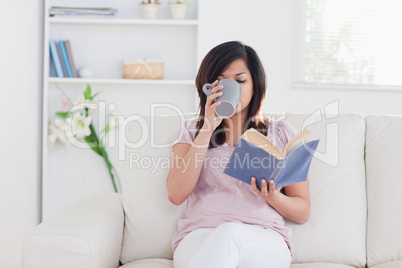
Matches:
[120,112,367,267]
[279,112,367,267]
[120,114,195,264]
[365,115,402,267]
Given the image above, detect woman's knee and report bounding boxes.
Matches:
[173,228,214,267]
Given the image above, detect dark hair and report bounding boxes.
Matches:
[195,41,270,148]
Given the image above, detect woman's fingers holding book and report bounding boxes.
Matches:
[268,179,283,195]
[261,179,270,196]
[252,178,271,197]
[250,177,261,194]
[268,179,275,195]
[251,177,283,204]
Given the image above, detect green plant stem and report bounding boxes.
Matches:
[91,124,118,193]
[99,147,118,193]
[83,97,118,192]
[57,85,118,192]
[84,134,101,156]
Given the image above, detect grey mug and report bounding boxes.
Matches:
[202,79,242,118]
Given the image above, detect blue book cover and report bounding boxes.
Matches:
[49,40,64,77]
[64,40,79,77]
[56,42,68,77]
[49,52,57,77]
[59,40,73,77]
[223,128,320,190]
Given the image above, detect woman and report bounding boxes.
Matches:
[166,41,310,268]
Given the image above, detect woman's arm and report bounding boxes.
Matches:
[167,80,224,205]
[166,127,213,205]
[251,176,310,224]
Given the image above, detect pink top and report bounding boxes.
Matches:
[171,118,298,258]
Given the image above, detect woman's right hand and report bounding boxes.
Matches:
[202,79,224,132]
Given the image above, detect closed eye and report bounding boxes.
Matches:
[237,80,246,83]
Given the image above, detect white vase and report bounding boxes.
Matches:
[78,66,95,78]
[169,3,188,20]
[141,3,160,19]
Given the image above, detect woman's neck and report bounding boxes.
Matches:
[223,108,249,146]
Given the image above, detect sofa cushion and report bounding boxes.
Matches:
[369,261,402,268]
[120,114,195,264]
[268,113,366,267]
[370,260,402,268]
[120,112,367,267]
[119,258,173,268]
[22,193,124,268]
[119,259,357,268]
[365,115,402,267]
[291,263,356,268]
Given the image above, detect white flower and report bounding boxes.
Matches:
[73,94,86,106]
[48,117,73,148]
[70,94,94,112]
[69,94,98,119]
[66,112,92,139]
[87,99,99,117]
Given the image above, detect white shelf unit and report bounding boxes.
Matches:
[49,17,199,26]
[42,0,200,220]
[48,77,195,86]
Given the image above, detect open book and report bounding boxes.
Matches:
[223,127,320,190]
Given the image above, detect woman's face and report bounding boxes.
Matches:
[217,58,253,117]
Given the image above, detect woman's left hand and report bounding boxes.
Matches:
[251,177,283,204]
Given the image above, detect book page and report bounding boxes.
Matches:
[283,128,311,157]
[241,128,284,159]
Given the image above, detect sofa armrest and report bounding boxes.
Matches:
[22,192,124,268]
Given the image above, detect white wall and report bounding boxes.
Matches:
[198,0,402,117]
[0,0,43,267]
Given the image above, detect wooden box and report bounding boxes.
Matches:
[123,59,164,79]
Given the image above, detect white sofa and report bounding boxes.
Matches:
[22,113,402,268]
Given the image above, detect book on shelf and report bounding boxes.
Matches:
[223,127,320,191]
[59,40,73,77]
[56,41,68,77]
[64,40,78,77]
[49,53,57,77]
[49,40,64,77]
[49,7,117,17]
[49,39,78,78]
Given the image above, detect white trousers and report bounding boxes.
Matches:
[173,222,292,268]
